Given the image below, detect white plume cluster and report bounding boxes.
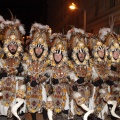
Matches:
[30,22,50,37]
[50,33,62,42]
[99,27,111,41]
[3,19,25,35]
[66,28,85,40]
[0,15,5,22]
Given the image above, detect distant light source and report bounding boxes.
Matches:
[69,3,76,10]
[68,3,86,31]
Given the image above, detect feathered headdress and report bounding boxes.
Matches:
[3,19,25,58]
[29,23,51,61]
[92,40,108,62]
[109,42,120,62]
[49,33,68,67]
[72,40,89,65]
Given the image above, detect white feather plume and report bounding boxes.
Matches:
[50,33,62,39]
[19,25,26,35]
[30,22,50,37]
[39,24,49,29]
[3,20,12,25]
[66,28,85,40]
[3,19,25,35]
[0,23,4,29]
[73,92,81,99]
[0,15,5,22]
[66,29,71,40]
[15,19,20,24]
[99,28,111,41]
[74,28,85,34]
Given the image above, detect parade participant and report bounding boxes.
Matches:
[66,28,94,120]
[108,41,120,93]
[92,40,110,120]
[92,40,120,119]
[66,27,87,59]
[108,41,120,119]
[46,33,77,120]
[0,19,26,120]
[19,23,51,120]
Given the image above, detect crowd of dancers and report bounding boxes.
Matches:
[0,15,119,120]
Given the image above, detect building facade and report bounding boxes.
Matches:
[86,0,120,34]
[47,0,120,34]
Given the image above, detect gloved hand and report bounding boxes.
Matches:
[72,85,78,91]
[77,77,84,84]
[24,76,30,84]
[52,78,59,85]
[111,65,117,71]
[30,80,38,87]
[92,79,103,87]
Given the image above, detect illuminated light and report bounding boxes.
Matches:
[69,3,76,10]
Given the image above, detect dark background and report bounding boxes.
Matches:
[0,0,82,34]
[0,0,48,35]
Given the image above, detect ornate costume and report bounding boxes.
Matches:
[22,23,51,120]
[108,42,120,118]
[0,19,26,119]
[66,28,94,120]
[92,40,120,119]
[46,33,76,120]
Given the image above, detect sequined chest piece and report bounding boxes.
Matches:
[1,77,16,106]
[4,58,20,72]
[75,66,87,77]
[52,84,67,113]
[26,84,43,113]
[95,62,108,78]
[52,66,68,79]
[28,61,45,78]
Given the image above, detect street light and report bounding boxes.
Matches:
[69,3,86,31]
[69,3,76,10]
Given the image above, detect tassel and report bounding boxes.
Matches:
[11,98,24,120]
[107,100,120,119]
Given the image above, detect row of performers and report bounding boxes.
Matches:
[0,16,120,120]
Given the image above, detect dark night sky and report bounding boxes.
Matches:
[0,0,87,34]
[0,0,48,35]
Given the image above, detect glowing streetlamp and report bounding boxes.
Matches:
[69,3,86,31]
[69,3,76,10]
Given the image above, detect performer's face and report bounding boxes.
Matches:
[34,47,43,56]
[98,49,105,59]
[113,50,119,60]
[8,44,18,54]
[78,52,86,62]
[54,53,63,63]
